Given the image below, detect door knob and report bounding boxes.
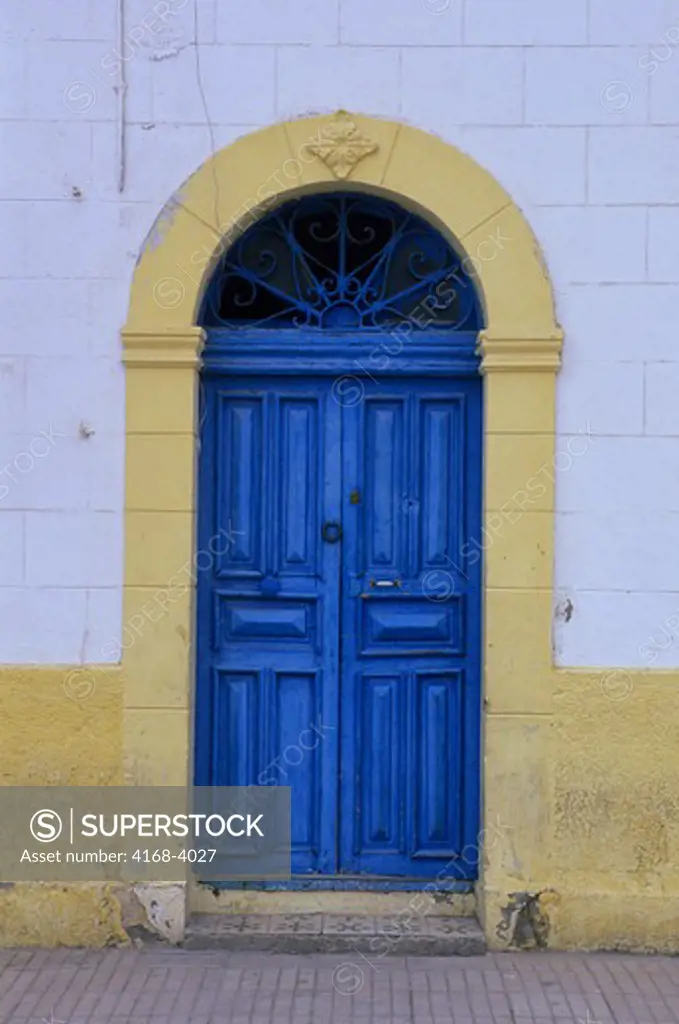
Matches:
[321,521,343,543]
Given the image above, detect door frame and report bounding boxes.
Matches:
[120,114,562,923]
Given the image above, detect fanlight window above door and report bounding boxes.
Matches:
[200,193,481,331]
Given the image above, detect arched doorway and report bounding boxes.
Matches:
[122,113,562,937]
[194,192,484,881]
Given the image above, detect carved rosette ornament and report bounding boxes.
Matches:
[308,111,379,180]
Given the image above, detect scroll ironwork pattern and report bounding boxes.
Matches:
[200,194,481,331]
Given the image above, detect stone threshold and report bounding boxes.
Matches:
[184,914,486,956]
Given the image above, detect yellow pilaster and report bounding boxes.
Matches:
[121,328,203,785]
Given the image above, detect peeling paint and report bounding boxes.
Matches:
[149,43,191,61]
[497,891,551,949]
[132,883,185,944]
[532,237,552,287]
[137,196,183,258]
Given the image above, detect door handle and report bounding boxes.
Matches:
[321,521,343,543]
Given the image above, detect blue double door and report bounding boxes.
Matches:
[196,371,482,879]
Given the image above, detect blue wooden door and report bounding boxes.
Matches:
[196,370,482,879]
[195,376,342,874]
[339,379,482,877]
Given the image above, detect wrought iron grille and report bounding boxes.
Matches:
[200,193,481,331]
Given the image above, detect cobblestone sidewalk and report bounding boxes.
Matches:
[1,947,678,1024]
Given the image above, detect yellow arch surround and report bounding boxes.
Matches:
[125,115,560,342]
[121,112,564,943]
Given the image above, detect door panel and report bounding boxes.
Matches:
[413,670,463,854]
[276,399,320,574]
[420,401,464,570]
[269,670,322,853]
[216,396,265,575]
[364,400,406,569]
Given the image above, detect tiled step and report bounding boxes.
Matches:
[184,913,486,956]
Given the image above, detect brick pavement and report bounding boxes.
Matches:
[1,946,678,1024]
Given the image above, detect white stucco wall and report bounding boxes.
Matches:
[1,0,678,667]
